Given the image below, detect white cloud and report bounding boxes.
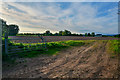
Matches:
[0,2,118,34]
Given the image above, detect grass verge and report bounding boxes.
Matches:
[107,40,120,57]
[3,40,95,62]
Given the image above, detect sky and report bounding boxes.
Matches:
[0,2,118,34]
[1,0,120,2]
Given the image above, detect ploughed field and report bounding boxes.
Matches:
[9,36,118,43]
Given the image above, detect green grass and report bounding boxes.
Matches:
[12,48,64,58]
[107,40,120,56]
[4,40,94,59]
[3,40,119,63]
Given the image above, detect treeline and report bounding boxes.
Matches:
[114,34,120,37]
[17,30,120,37]
[17,30,96,37]
[1,19,19,36]
[102,34,120,38]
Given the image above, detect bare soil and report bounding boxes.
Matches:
[9,36,118,43]
[2,41,119,78]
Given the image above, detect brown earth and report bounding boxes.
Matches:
[2,41,119,78]
[9,36,119,43]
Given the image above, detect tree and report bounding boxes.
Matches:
[64,30,71,36]
[54,33,59,36]
[45,30,51,36]
[88,33,91,36]
[8,24,19,36]
[49,33,53,36]
[2,25,9,38]
[59,31,63,36]
[85,33,87,36]
[45,30,50,34]
[62,31,66,36]
[91,32,95,37]
[80,34,83,36]
[1,19,9,37]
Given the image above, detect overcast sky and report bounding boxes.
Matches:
[0,2,118,34]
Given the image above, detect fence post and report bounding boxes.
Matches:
[44,39,47,49]
[38,35,47,49]
[5,33,8,54]
[29,44,31,51]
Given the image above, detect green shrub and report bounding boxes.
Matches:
[108,40,120,55]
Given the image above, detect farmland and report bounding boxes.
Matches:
[8,36,118,43]
[1,1,120,79]
[2,39,120,78]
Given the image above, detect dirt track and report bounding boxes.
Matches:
[3,41,118,78]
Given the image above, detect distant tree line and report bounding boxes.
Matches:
[17,30,96,37]
[17,30,120,38]
[113,34,120,37]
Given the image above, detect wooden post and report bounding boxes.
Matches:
[42,37,46,49]
[44,39,47,49]
[38,35,47,49]
[5,33,8,54]
[29,44,31,51]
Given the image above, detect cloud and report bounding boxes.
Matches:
[0,2,118,34]
[2,0,120,2]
